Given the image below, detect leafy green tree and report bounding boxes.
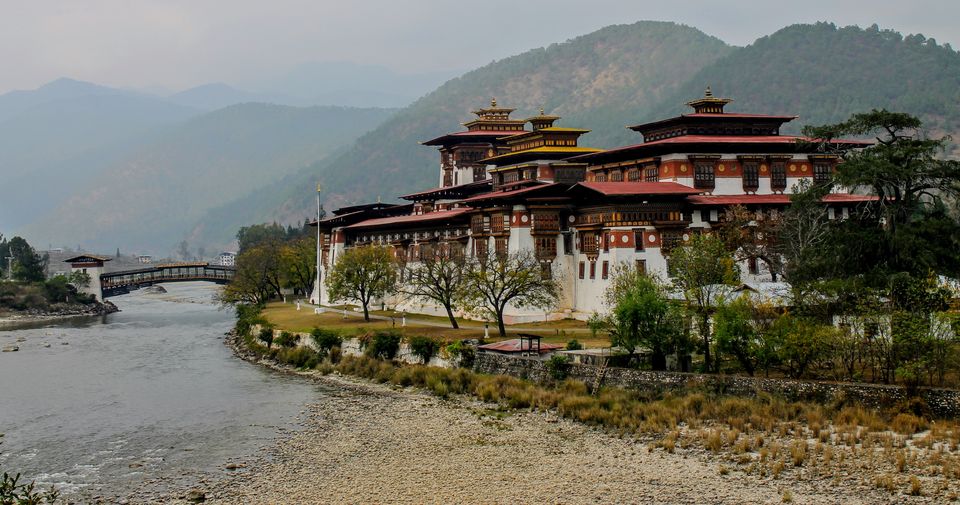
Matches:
[403,248,468,328]
[462,250,559,337]
[280,236,317,297]
[237,223,288,253]
[7,236,46,282]
[769,315,837,379]
[714,296,760,375]
[776,179,833,285]
[668,233,739,372]
[326,245,398,321]
[801,110,960,283]
[714,296,783,376]
[602,265,685,370]
[219,242,283,305]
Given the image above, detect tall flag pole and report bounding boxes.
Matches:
[315,183,322,304]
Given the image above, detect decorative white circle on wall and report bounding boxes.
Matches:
[682,233,690,241]
[568,215,576,223]
[521,215,529,223]
[621,235,628,243]
[648,234,656,243]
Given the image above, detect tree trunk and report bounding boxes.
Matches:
[496,308,507,337]
[700,313,711,373]
[362,302,370,321]
[444,304,459,329]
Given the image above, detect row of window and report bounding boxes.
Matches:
[577,259,648,280]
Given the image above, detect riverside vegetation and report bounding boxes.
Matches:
[232,304,960,500]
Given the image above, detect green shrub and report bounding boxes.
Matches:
[545,354,572,381]
[0,471,59,504]
[409,336,439,364]
[366,331,401,360]
[566,339,583,351]
[276,346,320,369]
[275,331,298,348]
[311,328,343,352]
[258,327,274,348]
[446,340,476,368]
[329,345,342,364]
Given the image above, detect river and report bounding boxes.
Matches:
[0,282,321,500]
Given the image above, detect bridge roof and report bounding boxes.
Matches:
[156,262,210,268]
[64,254,112,263]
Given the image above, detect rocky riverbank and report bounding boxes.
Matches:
[0,301,118,327]
[114,333,947,505]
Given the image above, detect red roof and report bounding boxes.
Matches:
[460,182,561,203]
[684,113,798,119]
[422,129,521,145]
[572,181,701,196]
[687,194,879,206]
[399,180,491,200]
[477,338,565,353]
[570,135,871,162]
[345,208,471,230]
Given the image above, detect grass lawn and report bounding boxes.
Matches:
[260,302,609,348]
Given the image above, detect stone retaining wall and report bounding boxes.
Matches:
[474,353,960,418]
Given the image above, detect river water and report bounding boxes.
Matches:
[0,283,321,499]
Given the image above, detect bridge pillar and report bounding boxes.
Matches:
[63,255,111,302]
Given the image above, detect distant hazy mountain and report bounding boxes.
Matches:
[20,104,395,255]
[0,79,199,231]
[165,82,297,110]
[0,77,129,122]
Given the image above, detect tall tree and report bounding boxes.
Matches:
[403,247,468,328]
[219,242,283,305]
[326,245,398,321]
[801,110,960,282]
[776,179,833,284]
[462,250,559,337]
[237,223,287,253]
[668,233,739,372]
[602,265,685,370]
[281,236,317,297]
[7,236,47,282]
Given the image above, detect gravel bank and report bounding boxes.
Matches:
[126,366,934,505]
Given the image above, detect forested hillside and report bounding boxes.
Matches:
[243,21,733,222]
[251,22,960,229]
[21,104,395,254]
[650,23,960,141]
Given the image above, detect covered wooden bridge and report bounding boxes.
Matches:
[99,262,235,298]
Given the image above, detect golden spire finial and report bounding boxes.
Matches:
[377,195,382,203]
[316,183,322,193]
[491,98,497,107]
[539,107,545,115]
[705,86,713,98]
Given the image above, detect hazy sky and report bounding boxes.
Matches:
[1,0,957,94]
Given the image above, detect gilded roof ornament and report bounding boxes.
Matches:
[686,86,733,114]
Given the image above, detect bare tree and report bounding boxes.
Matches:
[463,250,559,337]
[403,247,467,328]
[326,245,398,321]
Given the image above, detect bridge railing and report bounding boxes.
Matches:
[100,263,235,291]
